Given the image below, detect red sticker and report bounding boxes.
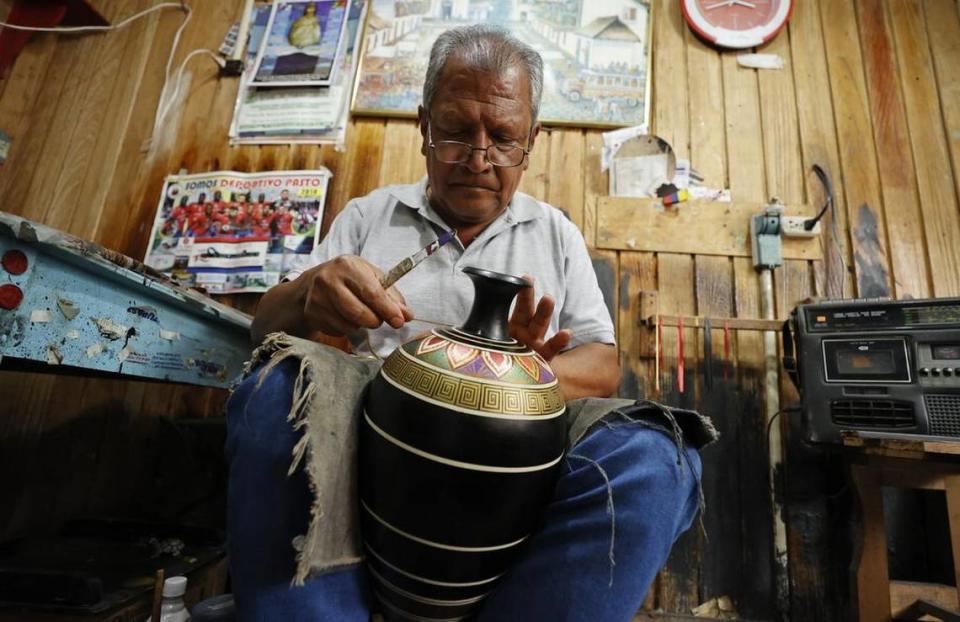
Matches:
[0,283,23,310]
[2,249,28,275]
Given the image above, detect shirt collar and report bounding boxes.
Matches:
[390,176,543,227]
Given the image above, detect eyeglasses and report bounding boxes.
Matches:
[427,123,530,168]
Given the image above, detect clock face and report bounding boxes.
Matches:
[681,0,793,49]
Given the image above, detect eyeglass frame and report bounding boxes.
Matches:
[426,122,534,168]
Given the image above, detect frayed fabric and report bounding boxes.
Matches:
[606,400,717,540]
[565,452,617,587]
[242,333,380,585]
[562,398,718,577]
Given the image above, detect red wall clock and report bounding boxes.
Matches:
[681,0,793,49]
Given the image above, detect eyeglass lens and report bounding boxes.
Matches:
[433,142,524,167]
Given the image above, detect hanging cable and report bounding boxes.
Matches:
[153,48,226,139]
[152,3,198,140]
[806,164,849,297]
[804,164,834,231]
[0,2,183,33]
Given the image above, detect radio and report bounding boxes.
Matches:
[783,297,960,444]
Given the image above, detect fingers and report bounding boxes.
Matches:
[528,295,555,341]
[329,277,392,330]
[509,274,571,360]
[344,274,406,329]
[539,329,572,361]
[303,256,411,335]
[507,277,568,358]
[317,307,356,337]
[509,275,536,328]
[386,287,415,321]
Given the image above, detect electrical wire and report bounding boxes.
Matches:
[805,164,848,297]
[153,3,199,141]
[766,404,849,502]
[766,406,793,448]
[804,164,834,231]
[153,48,225,139]
[163,3,193,86]
[145,4,226,147]
[0,2,184,33]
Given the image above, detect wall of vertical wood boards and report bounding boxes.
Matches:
[1,0,959,617]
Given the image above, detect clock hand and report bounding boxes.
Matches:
[705,0,735,9]
[732,0,757,7]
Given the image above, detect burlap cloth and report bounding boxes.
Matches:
[241,333,717,584]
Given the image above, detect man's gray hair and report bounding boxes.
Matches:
[423,25,544,126]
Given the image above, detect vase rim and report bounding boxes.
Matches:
[461,266,530,288]
[439,327,528,352]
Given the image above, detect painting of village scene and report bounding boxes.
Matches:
[352,0,651,127]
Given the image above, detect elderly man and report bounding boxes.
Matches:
[229,25,709,622]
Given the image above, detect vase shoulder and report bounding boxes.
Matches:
[401,329,555,384]
[380,330,564,418]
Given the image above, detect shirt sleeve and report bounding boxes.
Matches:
[558,221,617,349]
[282,199,364,282]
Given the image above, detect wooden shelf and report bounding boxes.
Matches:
[596,197,823,260]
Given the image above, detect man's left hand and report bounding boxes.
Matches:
[508,276,571,361]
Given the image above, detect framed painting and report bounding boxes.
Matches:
[350,0,652,128]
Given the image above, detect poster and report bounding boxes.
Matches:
[252,0,352,86]
[230,0,367,144]
[145,170,331,294]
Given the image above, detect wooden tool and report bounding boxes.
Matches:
[678,317,685,394]
[704,316,714,391]
[150,568,164,622]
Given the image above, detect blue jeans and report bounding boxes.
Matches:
[226,359,703,622]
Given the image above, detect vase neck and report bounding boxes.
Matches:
[458,267,529,342]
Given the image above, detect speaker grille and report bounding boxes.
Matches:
[831,399,915,429]
[925,394,960,437]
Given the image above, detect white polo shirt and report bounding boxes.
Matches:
[284,177,615,358]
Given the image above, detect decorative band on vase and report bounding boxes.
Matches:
[373,587,470,622]
[364,542,505,592]
[381,350,564,418]
[362,500,528,552]
[364,413,563,474]
[403,332,556,385]
[369,566,492,615]
[360,505,522,585]
[436,327,528,352]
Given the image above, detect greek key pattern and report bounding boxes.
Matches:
[382,352,564,417]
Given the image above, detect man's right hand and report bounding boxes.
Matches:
[250,255,414,345]
[297,255,414,337]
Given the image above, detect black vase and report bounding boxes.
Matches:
[360,266,567,621]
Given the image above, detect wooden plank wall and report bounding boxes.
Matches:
[1,0,959,618]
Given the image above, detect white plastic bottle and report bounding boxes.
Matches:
[148,576,191,622]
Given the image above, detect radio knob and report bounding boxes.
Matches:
[932,368,942,376]
[944,368,955,377]
[920,368,931,376]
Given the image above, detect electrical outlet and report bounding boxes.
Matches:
[781,216,821,238]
